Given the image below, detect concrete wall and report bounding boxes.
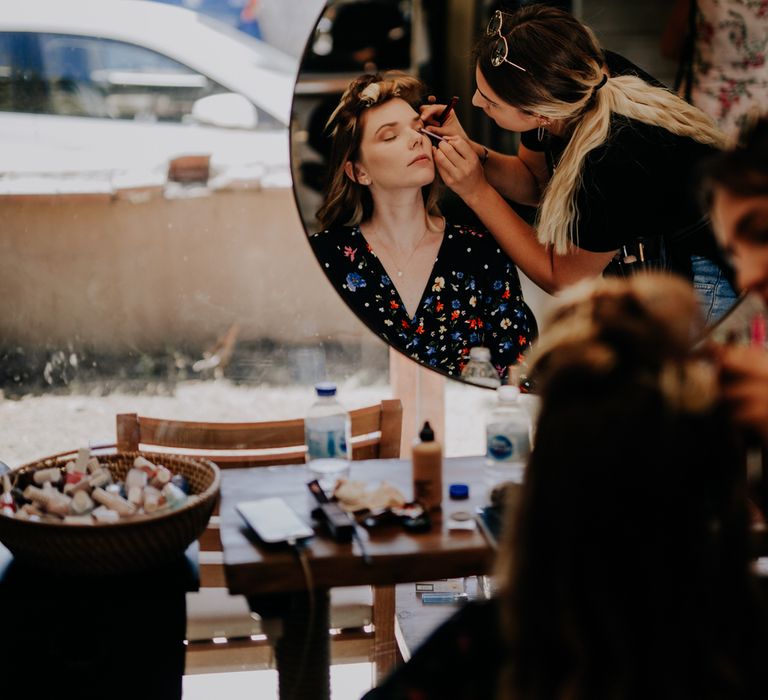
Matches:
[0,187,372,352]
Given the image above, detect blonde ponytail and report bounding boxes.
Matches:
[536,76,728,254]
[474,4,728,255]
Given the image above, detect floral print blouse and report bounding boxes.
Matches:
[693,0,768,138]
[310,222,537,380]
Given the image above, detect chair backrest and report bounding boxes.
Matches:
[116,399,403,467]
[116,400,402,587]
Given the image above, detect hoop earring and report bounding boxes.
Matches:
[537,125,545,142]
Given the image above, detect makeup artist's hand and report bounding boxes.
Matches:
[432,136,488,202]
[419,101,469,141]
[719,345,768,443]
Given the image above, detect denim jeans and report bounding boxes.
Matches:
[691,255,738,324]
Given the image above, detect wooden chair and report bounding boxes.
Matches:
[116,399,402,679]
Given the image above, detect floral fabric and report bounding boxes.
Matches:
[693,0,768,137]
[310,223,537,379]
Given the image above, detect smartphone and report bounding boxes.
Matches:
[237,497,314,544]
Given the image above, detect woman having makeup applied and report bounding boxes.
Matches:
[422,4,736,323]
[311,73,536,381]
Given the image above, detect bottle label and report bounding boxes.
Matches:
[413,478,440,511]
[486,427,530,462]
[306,426,348,460]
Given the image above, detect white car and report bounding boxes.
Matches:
[0,0,298,192]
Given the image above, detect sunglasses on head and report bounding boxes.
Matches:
[486,10,528,72]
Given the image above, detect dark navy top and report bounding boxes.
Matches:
[310,222,537,379]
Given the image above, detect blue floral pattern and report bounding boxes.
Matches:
[310,223,537,379]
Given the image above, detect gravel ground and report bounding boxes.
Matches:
[0,378,493,468]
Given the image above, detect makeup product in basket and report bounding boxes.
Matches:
[162,482,188,509]
[33,467,62,486]
[171,474,190,494]
[1,475,15,516]
[151,466,172,489]
[1,451,197,524]
[75,447,91,473]
[23,485,72,517]
[125,468,148,491]
[71,490,94,515]
[92,487,136,516]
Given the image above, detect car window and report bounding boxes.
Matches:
[37,32,228,121]
[0,33,11,111]
[0,32,51,114]
[1,31,278,127]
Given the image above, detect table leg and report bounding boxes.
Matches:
[249,589,331,700]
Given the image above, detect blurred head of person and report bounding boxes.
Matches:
[316,72,441,230]
[494,273,768,700]
[703,116,768,304]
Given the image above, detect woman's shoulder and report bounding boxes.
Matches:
[444,221,512,264]
[589,114,715,170]
[444,221,497,246]
[310,224,359,239]
[310,224,363,251]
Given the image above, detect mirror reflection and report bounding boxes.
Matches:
[292,0,742,389]
[309,73,537,384]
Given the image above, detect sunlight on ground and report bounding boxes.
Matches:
[0,379,495,467]
[183,663,374,700]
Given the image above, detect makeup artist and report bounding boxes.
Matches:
[423,4,736,322]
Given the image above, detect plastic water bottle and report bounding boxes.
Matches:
[484,385,531,490]
[460,347,501,388]
[305,382,351,491]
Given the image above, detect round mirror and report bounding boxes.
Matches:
[292,0,742,391]
[291,0,544,390]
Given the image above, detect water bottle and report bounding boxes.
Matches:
[305,382,351,491]
[460,346,501,388]
[484,385,531,491]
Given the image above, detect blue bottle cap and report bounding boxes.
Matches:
[449,483,469,500]
[315,382,337,397]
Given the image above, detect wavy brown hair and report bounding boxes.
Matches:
[494,274,768,700]
[316,72,442,230]
[474,5,726,253]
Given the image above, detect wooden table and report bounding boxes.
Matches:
[220,456,495,700]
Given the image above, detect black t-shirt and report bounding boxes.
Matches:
[520,51,722,276]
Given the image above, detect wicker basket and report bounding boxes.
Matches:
[0,451,220,575]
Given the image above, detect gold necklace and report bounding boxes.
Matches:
[367,224,430,278]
